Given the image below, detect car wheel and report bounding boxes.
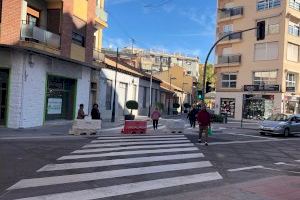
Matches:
[283,128,289,137]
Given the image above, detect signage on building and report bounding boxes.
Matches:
[47,98,62,114]
[244,85,280,92]
[286,87,295,92]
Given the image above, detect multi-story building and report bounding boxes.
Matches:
[103,48,200,81]
[215,0,300,120]
[0,0,108,128]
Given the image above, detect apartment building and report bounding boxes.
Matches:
[108,48,200,82]
[0,0,108,128]
[215,0,300,120]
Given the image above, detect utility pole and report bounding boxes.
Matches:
[131,38,135,54]
[148,65,153,117]
[111,48,119,122]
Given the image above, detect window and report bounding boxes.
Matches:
[286,73,296,87]
[265,17,280,34]
[287,43,299,62]
[143,87,147,108]
[105,80,112,110]
[257,0,281,11]
[26,7,40,26]
[220,98,235,118]
[72,32,85,47]
[288,21,300,36]
[254,42,278,61]
[253,71,277,85]
[223,24,233,33]
[222,73,237,88]
[289,0,300,11]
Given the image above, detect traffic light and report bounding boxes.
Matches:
[257,21,265,41]
[197,90,203,99]
[206,81,213,93]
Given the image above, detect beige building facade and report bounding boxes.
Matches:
[215,0,300,120]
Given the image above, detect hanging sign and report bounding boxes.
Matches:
[47,98,62,114]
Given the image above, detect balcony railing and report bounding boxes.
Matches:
[93,49,105,62]
[218,7,243,19]
[96,7,108,22]
[20,23,60,49]
[289,0,300,11]
[217,54,241,65]
[219,32,242,41]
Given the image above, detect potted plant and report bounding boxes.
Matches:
[173,103,180,115]
[125,100,138,120]
[155,102,164,111]
[184,103,191,113]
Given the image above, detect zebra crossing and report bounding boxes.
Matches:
[3,134,223,200]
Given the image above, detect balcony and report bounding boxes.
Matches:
[216,54,241,67]
[93,49,105,62]
[218,32,242,44]
[218,7,243,22]
[20,22,61,49]
[289,0,300,11]
[95,7,108,28]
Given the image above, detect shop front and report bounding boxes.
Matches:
[220,98,235,118]
[45,75,76,121]
[284,95,300,115]
[243,94,274,120]
[0,69,9,126]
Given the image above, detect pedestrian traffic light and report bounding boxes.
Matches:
[257,21,265,41]
[197,90,203,99]
[206,81,213,93]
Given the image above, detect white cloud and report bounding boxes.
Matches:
[103,37,132,49]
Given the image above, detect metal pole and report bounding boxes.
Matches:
[111,48,119,122]
[148,66,153,117]
[202,27,257,100]
[168,77,172,115]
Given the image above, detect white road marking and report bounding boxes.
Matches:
[84,140,190,148]
[228,165,264,172]
[295,160,300,162]
[100,126,123,132]
[58,147,198,160]
[97,135,185,139]
[275,162,300,167]
[91,137,188,143]
[38,153,204,172]
[72,143,195,154]
[9,161,212,190]
[206,138,300,146]
[223,132,277,140]
[13,172,222,200]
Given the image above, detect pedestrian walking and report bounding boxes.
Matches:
[197,104,211,146]
[151,108,161,130]
[91,103,102,120]
[77,104,87,119]
[187,106,197,128]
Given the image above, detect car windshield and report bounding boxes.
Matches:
[267,114,288,121]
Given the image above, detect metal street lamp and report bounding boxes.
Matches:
[181,82,188,113]
[146,65,155,117]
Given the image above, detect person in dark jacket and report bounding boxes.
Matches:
[91,103,101,120]
[196,104,211,146]
[187,106,197,128]
[77,104,87,119]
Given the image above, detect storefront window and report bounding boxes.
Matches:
[220,98,235,118]
[0,69,9,125]
[243,94,274,119]
[253,71,277,85]
[285,96,300,114]
[46,76,76,121]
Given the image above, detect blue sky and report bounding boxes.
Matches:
[103,0,217,63]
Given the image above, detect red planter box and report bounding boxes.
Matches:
[122,120,147,134]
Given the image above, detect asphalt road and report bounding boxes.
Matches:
[1,125,300,200]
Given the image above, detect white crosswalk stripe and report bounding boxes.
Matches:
[5,134,223,200]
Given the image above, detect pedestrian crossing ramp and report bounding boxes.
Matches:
[4,134,223,200]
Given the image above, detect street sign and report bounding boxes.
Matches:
[244,85,280,92]
[286,87,295,92]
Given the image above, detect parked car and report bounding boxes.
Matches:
[259,113,300,137]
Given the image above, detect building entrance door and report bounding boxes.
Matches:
[0,69,9,125]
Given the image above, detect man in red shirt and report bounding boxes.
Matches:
[197,104,211,146]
